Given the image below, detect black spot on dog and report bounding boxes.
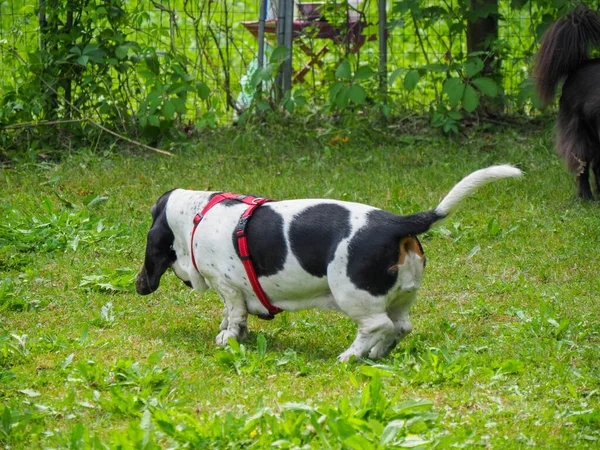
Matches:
[347,209,441,296]
[289,204,351,277]
[233,205,287,277]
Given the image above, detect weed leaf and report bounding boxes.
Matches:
[19,388,41,397]
[147,350,165,366]
[257,334,267,360]
[403,70,420,91]
[60,353,74,370]
[344,434,374,450]
[85,196,108,207]
[1,407,11,436]
[380,419,406,445]
[500,359,524,375]
[467,244,481,259]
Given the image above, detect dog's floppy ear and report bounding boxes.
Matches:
[398,236,424,265]
[388,236,425,274]
[136,191,176,295]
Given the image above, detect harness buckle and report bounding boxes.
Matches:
[235,216,250,236]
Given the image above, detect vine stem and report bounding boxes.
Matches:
[1,119,83,129]
[411,15,439,101]
[3,45,173,157]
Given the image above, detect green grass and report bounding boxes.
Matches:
[1,122,600,448]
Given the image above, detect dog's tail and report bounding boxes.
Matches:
[396,165,523,236]
[434,165,523,217]
[534,5,600,106]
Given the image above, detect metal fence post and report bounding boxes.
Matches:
[257,0,267,68]
[378,0,387,102]
[275,0,285,99]
[282,0,294,94]
[276,0,293,100]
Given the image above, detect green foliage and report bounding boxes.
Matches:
[0,279,25,312]
[80,268,136,293]
[4,0,600,144]
[431,107,462,135]
[329,59,376,112]
[137,50,205,133]
[0,199,121,256]
[216,334,272,375]
[0,277,46,312]
[236,45,309,121]
[140,374,437,449]
[388,0,600,133]
[0,332,30,369]
[0,0,213,148]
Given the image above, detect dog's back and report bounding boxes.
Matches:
[561,59,600,116]
[534,6,600,106]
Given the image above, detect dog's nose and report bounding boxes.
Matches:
[135,267,152,295]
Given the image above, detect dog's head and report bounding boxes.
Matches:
[136,190,177,295]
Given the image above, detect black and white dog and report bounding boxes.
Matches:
[534,5,600,200]
[136,165,521,361]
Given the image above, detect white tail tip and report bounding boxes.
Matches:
[435,165,523,217]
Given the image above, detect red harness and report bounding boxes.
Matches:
[190,192,283,319]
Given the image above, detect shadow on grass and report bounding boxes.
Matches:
[157,324,217,354]
[158,322,343,361]
[247,330,342,361]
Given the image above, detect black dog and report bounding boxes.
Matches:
[534,5,600,200]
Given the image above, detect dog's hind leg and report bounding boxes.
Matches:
[219,307,229,331]
[576,163,593,201]
[334,292,396,362]
[593,162,600,199]
[368,292,417,359]
[214,284,249,346]
[592,125,600,198]
[338,313,396,362]
[557,111,595,200]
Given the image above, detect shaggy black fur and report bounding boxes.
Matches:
[534,5,600,200]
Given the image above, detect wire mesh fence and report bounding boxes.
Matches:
[0,0,592,128]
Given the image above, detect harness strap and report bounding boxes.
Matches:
[190,194,230,273]
[190,192,283,319]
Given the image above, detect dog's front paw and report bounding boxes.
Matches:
[215,330,239,347]
[368,339,398,360]
[219,317,229,331]
[337,349,360,363]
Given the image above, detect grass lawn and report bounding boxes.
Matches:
[1,122,599,448]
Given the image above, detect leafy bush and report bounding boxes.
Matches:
[2,0,594,146]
